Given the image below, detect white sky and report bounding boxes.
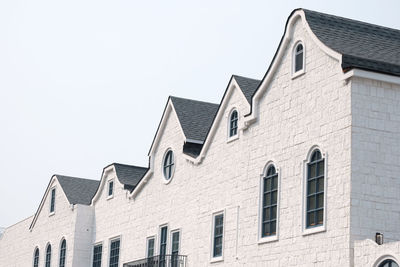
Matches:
[1,0,400,227]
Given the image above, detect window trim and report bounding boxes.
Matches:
[210,210,225,263]
[227,108,239,142]
[91,241,103,267]
[162,149,175,184]
[258,161,280,244]
[169,229,181,255]
[49,187,56,215]
[145,236,156,258]
[107,179,114,200]
[59,238,67,267]
[33,247,40,267]
[302,146,327,235]
[45,243,52,267]
[292,40,306,79]
[108,236,121,267]
[375,256,400,267]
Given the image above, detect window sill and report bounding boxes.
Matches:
[302,224,326,236]
[49,211,55,217]
[106,195,114,200]
[226,135,239,144]
[210,256,224,264]
[258,234,278,244]
[291,69,305,80]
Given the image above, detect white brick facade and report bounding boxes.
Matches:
[1,9,399,267]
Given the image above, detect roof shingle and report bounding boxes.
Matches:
[56,175,99,205]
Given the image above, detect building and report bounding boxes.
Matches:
[1,8,400,267]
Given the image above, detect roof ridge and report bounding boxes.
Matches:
[303,8,400,34]
[170,95,219,106]
[54,174,98,182]
[112,163,148,169]
[232,74,261,82]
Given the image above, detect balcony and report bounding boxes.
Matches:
[123,255,187,267]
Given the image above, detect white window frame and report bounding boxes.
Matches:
[145,236,156,258]
[169,229,181,255]
[91,241,103,267]
[44,243,51,267]
[49,187,56,216]
[32,246,40,267]
[302,146,327,236]
[162,149,175,184]
[258,161,280,244]
[59,237,67,267]
[108,236,121,267]
[227,108,239,143]
[107,179,114,200]
[210,210,225,263]
[292,40,306,79]
[374,256,400,267]
[158,224,169,261]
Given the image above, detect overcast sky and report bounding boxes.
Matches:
[1,0,400,227]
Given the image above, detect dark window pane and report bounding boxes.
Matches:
[308,195,316,210]
[265,193,271,206]
[109,239,120,267]
[93,244,102,267]
[265,207,271,221]
[308,179,316,194]
[271,206,277,219]
[270,220,276,234]
[309,164,316,178]
[147,238,154,258]
[317,177,324,192]
[296,44,303,53]
[50,189,56,213]
[213,214,224,257]
[317,193,324,208]
[108,181,113,196]
[266,178,271,191]
[59,240,66,267]
[45,245,51,267]
[34,249,39,267]
[272,176,278,190]
[317,210,323,224]
[271,191,277,205]
[318,161,324,175]
[307,212,315,226]
[295,52,303,72]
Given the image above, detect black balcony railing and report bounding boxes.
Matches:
[123,255,187,267]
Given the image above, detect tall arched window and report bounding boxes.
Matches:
[294,42,304,73]
[379,259,399,267]
[306,149,325,228]
[261,164,278,238]
[33,248,39,267]
[59,239,66,267]
[45,244,51,267]
[229,110,238,137]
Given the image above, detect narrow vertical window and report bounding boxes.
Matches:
[306,149,325,228]
[163,150,174,180]
[108,180,114,197]
[33,248,39,267]
[45,244,51,267]
[294,43,304,73]
[212,213,224,259]
[146,237,155,258]
[171,231,180,267]
[229,110,238,137]
[109,239,120,267]
[50,188,56,213]
[92,244,102,267]
[261,165,278,237]
[59,239,66,267]
[159,226,168,267]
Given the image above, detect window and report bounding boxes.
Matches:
[379,260,399,267]
[33,248,39,267]
[229,110,238,137]
[294,42,304,73]
[261,164,278,238]
[92,244,102,267]
[45,244,51,267]
[171,230,180,267]
[146,237,155,258]
[163,150,174,181]
[59,239,66,267]
[159,226,168,266]
[109,239,120,267]
[108,180,114,197]
[50,188,56,213]
[212,212,224,259]
[306,149,325,228]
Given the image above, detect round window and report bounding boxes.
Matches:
[163,150,175,181]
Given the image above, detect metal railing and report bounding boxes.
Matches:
[123,255,187,267]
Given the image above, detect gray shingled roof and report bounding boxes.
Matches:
[56,175,99,205]
[233,75,261,104]
[304,9,400,76]
[113,163,148,189]
[170,96,219,142]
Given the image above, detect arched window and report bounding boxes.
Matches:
[306,149,325,228]
[294,42,304,73]
[229,110,238,137]
[261,164,278,237]
[45,244,51,267]
[379,260,399,267]
[59,239,66,267]
[163,150,174,180]
[33,248,39,267]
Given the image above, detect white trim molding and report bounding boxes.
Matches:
[210,210,225,263]
[343,68,400,86]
